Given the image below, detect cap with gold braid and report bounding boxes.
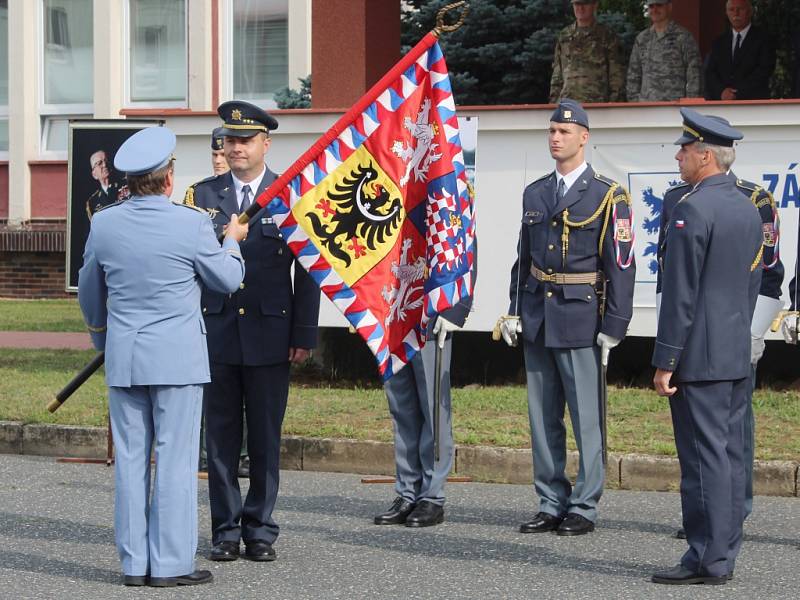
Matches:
[217,100,279,137]
[674,107,743,147]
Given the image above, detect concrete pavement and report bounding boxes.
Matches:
[0,454,798,599]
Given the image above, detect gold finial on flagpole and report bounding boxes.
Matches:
[433,1,469,37]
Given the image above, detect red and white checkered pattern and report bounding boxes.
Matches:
[426,192,465,272]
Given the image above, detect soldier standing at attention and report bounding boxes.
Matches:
[549,0,625,104]
[78,126,248,587]
[652,108,762,585]
[495,99,635,536]
[626,0,701,102]
[194,100,320,564]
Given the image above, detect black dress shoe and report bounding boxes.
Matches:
[374,497,416,525]
[149,570,213,587]
[238,456,250,478]
[209,540,240,561]
[245,541,276,562]
[405,500,444,527]
[651,564,727,585]
[123,575,148,586]
[556,513,595,536]
[675,527,686,539]
[520,512,563,534]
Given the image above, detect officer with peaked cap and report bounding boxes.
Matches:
[657,113,784,540]
[211,126,230,176]
[78,126,248,587]
[495,99,635,536]
[193,100,320,563]
[651,108,762,585]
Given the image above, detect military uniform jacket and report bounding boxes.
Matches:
[86,179,130,218]
[508,165,635,348]
[189,169,321,365]
[626,21,702,102]
[78,195,245,387]
[653,173,762,381]
[549,21,625,103]
[656,173,784,300]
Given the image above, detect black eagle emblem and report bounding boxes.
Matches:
[306,163,403,267]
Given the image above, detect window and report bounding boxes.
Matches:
[0,0,7,152]
[232,0,288,105]
[39,0,93,154]
[128,0,187,104]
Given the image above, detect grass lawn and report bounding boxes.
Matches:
[0,298,85,332]
[2,349,799,461]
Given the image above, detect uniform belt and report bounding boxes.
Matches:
[530,265,602,285]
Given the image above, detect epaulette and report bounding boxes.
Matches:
[593,172,616,187]
[172,201,207,214]
[88,189,101,200]
[736,178,775,209]
[94,200,124,214]
[734,178,759,193]
[527,172,552,187]
[665,181,690,193]
[192,174,221,187]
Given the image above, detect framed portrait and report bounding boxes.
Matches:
[66,119,162,291]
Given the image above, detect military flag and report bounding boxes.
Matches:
[253,32,475,379]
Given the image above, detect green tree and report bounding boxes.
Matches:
[751,0,800,98]
[274,75,312,109]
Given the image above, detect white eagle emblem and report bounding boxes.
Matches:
[391,98,443,187]
[381,238,426,326]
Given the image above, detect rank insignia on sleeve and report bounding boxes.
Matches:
[762,223,776,247]
[615,218,632,242]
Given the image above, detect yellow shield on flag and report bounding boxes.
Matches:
[294,145,405,287]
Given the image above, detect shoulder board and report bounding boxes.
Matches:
[94,200,124,214]
[192,174,221,187]
[172,201,207,214]
[735,178,760,192]
[527,172,552,187]
[593,172,616,187]
[665,181,690,193]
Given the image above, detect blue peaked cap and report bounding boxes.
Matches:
[674,107,743,147]
[114,126,176,176]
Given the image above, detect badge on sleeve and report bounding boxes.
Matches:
[675,220,685,229]
[762,223,776,247]
[615,218,632,242]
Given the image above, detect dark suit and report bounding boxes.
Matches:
[192,168,320,546]
[654,173,762,578]
[704,26,775,101]
[508,165,635,522]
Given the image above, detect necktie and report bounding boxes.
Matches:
[557,178,566,202]
[241,184,252,212]
[733,32,742,62]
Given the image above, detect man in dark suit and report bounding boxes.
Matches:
[192,100,320,563]
[652,108,762,585]
[704,0,775,101]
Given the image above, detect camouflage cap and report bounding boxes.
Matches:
[550,98,589,130]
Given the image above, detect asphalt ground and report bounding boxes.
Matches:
[1,454,798,600]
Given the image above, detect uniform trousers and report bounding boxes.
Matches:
[523,332,603,523]
[743,363,756,518]
[108,384,203,578]
[671,378,748,578]
[206,361,290,545]
[384,339,454,506]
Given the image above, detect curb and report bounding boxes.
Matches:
[1,422,798,498]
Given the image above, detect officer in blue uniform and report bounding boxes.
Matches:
[652,108,762,585]
[78,126,248,587]
[373,281,474,527]
[496,99,635,536]
[193,101,320,563]
[657,129,784,536]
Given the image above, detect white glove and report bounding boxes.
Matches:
[596,332,620,367]
[751,335,766,364]
[781,314,798,345]
[751,295,785,337]
[493,315,522,347]
[432,316,461,349]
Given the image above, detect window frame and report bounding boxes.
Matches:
[123,0,189,109]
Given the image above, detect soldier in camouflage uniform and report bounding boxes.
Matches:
[626,0,702,102]
[550,0,625,103]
